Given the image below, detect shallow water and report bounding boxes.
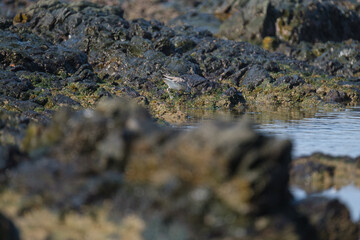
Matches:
[184,106,360,158]
[250,106,360,158]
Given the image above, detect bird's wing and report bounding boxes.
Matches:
[163,75,186,83]
[163,75,173,79]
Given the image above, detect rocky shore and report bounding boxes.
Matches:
[1,0,360,123]
[1,0,360,239]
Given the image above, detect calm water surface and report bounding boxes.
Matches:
[249,106,360,158]
[252,107,360,223]
[184,106,360,158]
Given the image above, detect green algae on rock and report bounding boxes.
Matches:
[0,26,98,116]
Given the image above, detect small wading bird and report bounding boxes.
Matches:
[163,75,190,99]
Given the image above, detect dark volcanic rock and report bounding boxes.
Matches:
[277,40,360,78]
[241,64,274,90]
[0,29,88,74]
[51,94,81,107]
[181,74,218,94]
[264,60,281,72]
[273,75,305,89]
[223,87,246,107]
[0,11,103,119]
[0,25,94,101]
[20,2,313,78]
[2,0,340,115]
[0,71,34,100]
[324,89,351,103]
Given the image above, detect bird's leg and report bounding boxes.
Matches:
[167,88,173,99]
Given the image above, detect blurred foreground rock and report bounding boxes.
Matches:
[297,197,359,240]
[14,98,300,238]
[0,99,357,239]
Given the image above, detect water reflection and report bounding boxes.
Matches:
[249,106,360,157]
[291,184,360,222]
[183,106,360,157]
